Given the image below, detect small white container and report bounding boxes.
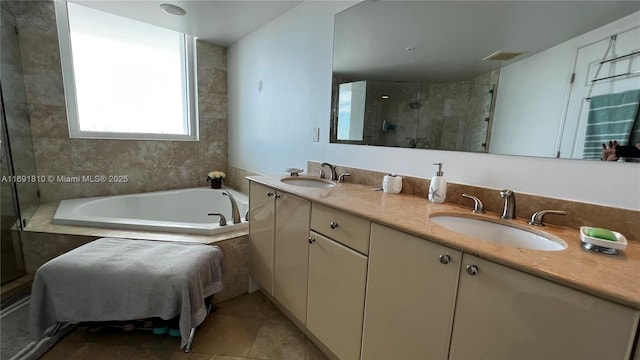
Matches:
[580,226,627,251]
[382,174,402,194]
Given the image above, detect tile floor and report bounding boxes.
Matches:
[0,274,33,303]
[40,291,328,360]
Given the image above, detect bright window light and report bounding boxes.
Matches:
[56,2,198,140]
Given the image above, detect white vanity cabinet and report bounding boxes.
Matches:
[307,231,368,360]
[449,254,639,360]
[248,182,276,294]
[248,181,311,326]
[363,225,639,360]
[307,203,371,360]
[361,223,462,360]
[273,192,311,324]
[249,180,639,360]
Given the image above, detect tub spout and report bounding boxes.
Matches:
[222,191,242,224]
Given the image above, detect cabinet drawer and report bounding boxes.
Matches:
[311,203,370,255]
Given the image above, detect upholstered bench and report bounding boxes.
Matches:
[29,238,224,352]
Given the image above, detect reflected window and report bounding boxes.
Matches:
[337,81,366,141]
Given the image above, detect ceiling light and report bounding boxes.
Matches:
[160,4,186,16]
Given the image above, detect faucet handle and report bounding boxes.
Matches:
[462,194,485,213]
[315,168,326,179]
[338,173,351,183]
[207,213,227,226]
[528,210,567,226]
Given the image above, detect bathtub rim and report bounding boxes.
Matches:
[53,186,248,236]
[28,187,249,244]
[26,202,249,245]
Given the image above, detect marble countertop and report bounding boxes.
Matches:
[248,175,640,310]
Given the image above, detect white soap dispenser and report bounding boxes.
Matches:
[428,163,447,204]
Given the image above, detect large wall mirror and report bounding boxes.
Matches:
[330,1,640,160]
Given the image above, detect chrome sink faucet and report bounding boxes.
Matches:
[222,191,241,224]
[320,162,338,181]
[499,189,516,219]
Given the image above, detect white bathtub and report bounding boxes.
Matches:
[53,187,249,235]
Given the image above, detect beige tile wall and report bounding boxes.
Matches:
[10,1,228,203]
[308,161,639,241]
[227,165,261,195]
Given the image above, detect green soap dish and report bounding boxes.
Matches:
[580,227,627,251]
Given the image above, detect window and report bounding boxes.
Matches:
[55,2,198,141]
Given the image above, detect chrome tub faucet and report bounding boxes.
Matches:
[222,191,242,224]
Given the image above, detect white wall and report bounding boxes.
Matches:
[491,44,572,157]
[228,1,640,211]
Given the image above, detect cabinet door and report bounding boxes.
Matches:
[307,231,367,360]
[248,182,275,295]
[274,193,311,324]
[450,254,640,360]
[361,223,462,360]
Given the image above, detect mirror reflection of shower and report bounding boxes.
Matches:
[333,69,498,152]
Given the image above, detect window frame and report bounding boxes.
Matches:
[54,1,199,141]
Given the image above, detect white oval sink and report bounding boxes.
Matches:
[280,177,336,188]
[430,215,567,251]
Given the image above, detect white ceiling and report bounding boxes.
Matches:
[333,1,640,82]
[71,0,303,46]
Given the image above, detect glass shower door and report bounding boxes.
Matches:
[1,102,25,284]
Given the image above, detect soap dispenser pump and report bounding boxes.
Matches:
[428,163,447,204]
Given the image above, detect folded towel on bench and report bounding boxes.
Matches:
[29,238,224,348]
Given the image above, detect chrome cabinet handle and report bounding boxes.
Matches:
[267,192,274,197]
[465,265,479,276]
[329,222,339,229]
[274,194,281,199]
[308,237,316,244]
[439,254,451,264]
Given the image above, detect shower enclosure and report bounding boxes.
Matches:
[1,2,41,284]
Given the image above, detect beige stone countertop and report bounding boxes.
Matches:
[248,175,640,310]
